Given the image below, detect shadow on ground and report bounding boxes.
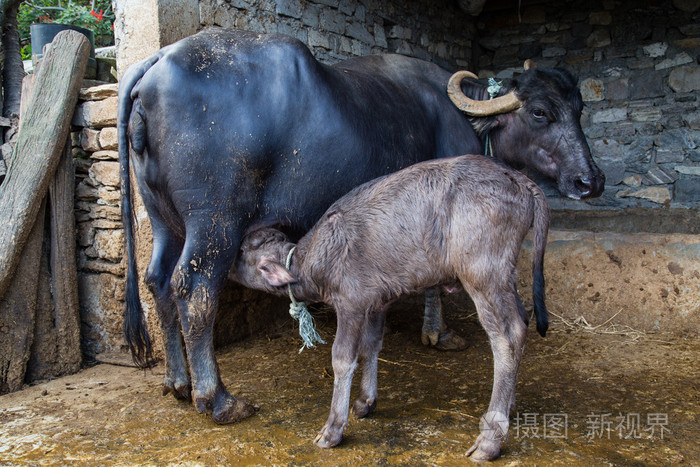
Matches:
[1,296,698,465]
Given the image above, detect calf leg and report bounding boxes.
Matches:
[144,222,189,401]
[352,310,386,419]
[315,307,364,448]
[463,285,527,462]
[171,222,255,424]
[421,287,468,351]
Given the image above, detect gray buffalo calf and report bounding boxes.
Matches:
[234,154,550,461]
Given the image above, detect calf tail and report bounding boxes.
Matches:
[118,56,160,368]
[527,178,550,337]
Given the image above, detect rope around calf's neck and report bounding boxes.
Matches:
[286,247,326,352]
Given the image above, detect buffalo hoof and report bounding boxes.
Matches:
[314,424,343,448]
[351,398,377,419]
[211,393,257,424]
[162,378,192,401]
[421,329,469,351]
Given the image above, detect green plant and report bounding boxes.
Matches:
[20,44,32,61]
[18,0,115,47]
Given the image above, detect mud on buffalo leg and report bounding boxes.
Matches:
[421,287,468,351]
[464,282,527,462]
[170,221,255,424]
[352,309,386,419]
[315,306,364,448]
[144,217,189,400]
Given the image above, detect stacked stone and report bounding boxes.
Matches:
[198,0,472,68]
[70,84,125,356]
[475,0,700,209]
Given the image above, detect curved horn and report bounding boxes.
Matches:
[447,71,522,117]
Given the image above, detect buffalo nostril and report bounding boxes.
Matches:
[574,176,593,197]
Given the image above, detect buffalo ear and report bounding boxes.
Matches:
[257,257,297,287]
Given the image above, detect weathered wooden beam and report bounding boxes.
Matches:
[0,30,90,299]
[26,137,82,382]
[0,200,45,393]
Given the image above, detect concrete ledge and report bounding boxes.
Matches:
[518,229,699,336]
[551,208,700,234]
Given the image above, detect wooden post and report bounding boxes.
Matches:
[0,30,90,298]
[0,30,89,393]
[26,137,82,382]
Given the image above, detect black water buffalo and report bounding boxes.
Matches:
[234,154,550,460]
[118,27,603,424]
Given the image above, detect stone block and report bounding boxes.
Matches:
[642,42,668,58]
[320,9,345,34]
[645,167,678,185]
[97,187,121,206]
[99,127,118,150]
[308,29,330,49]
[72,96,118,128]
[374,25,387,49]
[580,78,604,102]
[89,161,120,187]
[587,29,611,48]
[81,128,101,152]
[668,66,700,93]
[655,52,693,70]
[94,229,124,262]
[79,84,118,101]
[605,78,629,101]
[674,176,700,202]
[90,150,119,161]
[629,70,666,99]
[617,186,672,204]
[592,108,627,124]
[276,0,303,19]
[542,46,566,57]
[674,165,700,176]
[629,107,662,122]
[346,21,373,43]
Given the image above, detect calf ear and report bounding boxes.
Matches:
[258,257,297,287]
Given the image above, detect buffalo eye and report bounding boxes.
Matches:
[531,108,548,122]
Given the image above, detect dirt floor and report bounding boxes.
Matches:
[1,298,698,466]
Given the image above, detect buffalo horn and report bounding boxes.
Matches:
[447,70,522,117]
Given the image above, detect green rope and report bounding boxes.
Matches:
[484,77,503,158]
[286,247,326,353]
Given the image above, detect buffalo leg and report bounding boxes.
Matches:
[352,309,386,419]
[421,287,468,350]
[463,283,527,462]
[144,217,189,400]
[314,306,364,448]
[171,223,255,424]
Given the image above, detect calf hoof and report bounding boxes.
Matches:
[433,329,469,351]
[314,424,343,448]
[466,437,501,462]
[352,398,377,419]
[211,392,257,424]
[162,378,192,401]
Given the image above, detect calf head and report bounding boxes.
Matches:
[449,63,605,200]
[236,228,297,294]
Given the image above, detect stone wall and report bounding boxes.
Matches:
[70,84,124,357]
[198,0,475,68]
[474,0,700,212]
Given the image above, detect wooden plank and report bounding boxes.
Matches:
[26,138,82,382]
[0,30,90,299]
[0,201,45,393]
